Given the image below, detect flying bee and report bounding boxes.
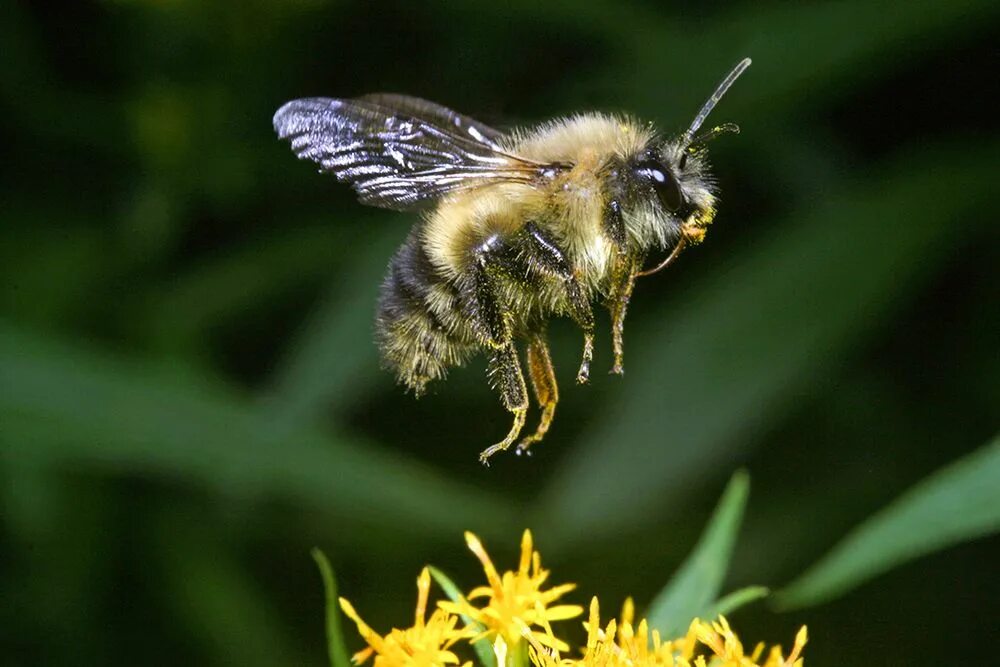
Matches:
[273,58,751,463]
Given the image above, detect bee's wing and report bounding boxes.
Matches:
[273,96,548,210]
[355,94,507,149]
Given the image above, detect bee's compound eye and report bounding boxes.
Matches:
[636,162,683,213]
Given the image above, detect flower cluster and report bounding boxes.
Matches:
[339,567,474,667]
[337,531,806,667]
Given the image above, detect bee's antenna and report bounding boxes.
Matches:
[684,57,751,144]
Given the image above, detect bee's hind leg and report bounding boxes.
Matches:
[462,234,529,464]
[480,342,529,465]
[516,331,559,456]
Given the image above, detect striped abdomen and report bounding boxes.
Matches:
[375,227,476,395]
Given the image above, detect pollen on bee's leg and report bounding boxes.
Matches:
[519,334,559,455]
[517,400,555,456]
[481,341,529,464]
[478,407,527,465]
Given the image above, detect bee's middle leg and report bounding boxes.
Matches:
[523,223,595,384]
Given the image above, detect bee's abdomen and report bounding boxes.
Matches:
[376,227,474,394]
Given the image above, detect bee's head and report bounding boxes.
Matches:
[630,140,718,245]
[625,58,750,253]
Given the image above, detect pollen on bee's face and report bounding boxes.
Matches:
[679,205,716,245]
[691,205,716,227]
[681,223,707,244]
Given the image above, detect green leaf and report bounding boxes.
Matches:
[471,0,996,125]
[265,224,403,422]
[533,141,997,550]
[143,223,345,355]
[312,549,351,667]
[0,322,517,544]
[704,586,770,620]
[429,566,496,667]
[777,434,1000,609]
[156,510,304,667]
[647,472,749,638]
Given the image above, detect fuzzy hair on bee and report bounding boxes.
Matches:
[273,58,751,463]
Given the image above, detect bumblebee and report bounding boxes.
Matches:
[274,58,750,463]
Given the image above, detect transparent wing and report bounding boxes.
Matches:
[357,93,506,149]
[273,96,547,210]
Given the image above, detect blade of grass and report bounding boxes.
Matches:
[533,141,996,550]
[264,224,403,422]
[0,323,517,543]
[777,434,1000,609]
[143,222,346,355]
[429,566,496,667]
[311,549,351,667]
[466,0,996,124]
[155,509,304,667]
[647,472,749,638]
[704,586,770,621]
[630,1,999,122]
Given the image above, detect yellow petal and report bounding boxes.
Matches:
[620,597,635,628]
[339,598,386,654]
[539,582,576,603]
[351,647,374,665]
[585,597,600,651]
[635,618,649,656]
[532,628,570,654]
[466,586,493,600]
[438,650,461,664]
[783,626,808,666]
[605,619,617,645]
[519,530,533,575]
[542,604,584,621]
[416,567,431,628]
[437,601,467,616]
[465,532,504,595]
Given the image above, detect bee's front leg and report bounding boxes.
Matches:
[607,253,640,375]
[602,197,639,375]
[522,223,594,384]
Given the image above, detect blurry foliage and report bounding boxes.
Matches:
[646,472,750,639]
[1,0,998,665]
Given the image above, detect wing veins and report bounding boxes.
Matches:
[273,96,557,210]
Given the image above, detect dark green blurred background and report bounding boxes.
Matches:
[2,1,998,664]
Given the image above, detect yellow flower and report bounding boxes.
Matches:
[691,616,807,667]
[529,597,693,667]
[332,531,807,667]
[340,567,473,667]
[439,530,583,652]
[526,598,807,667]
